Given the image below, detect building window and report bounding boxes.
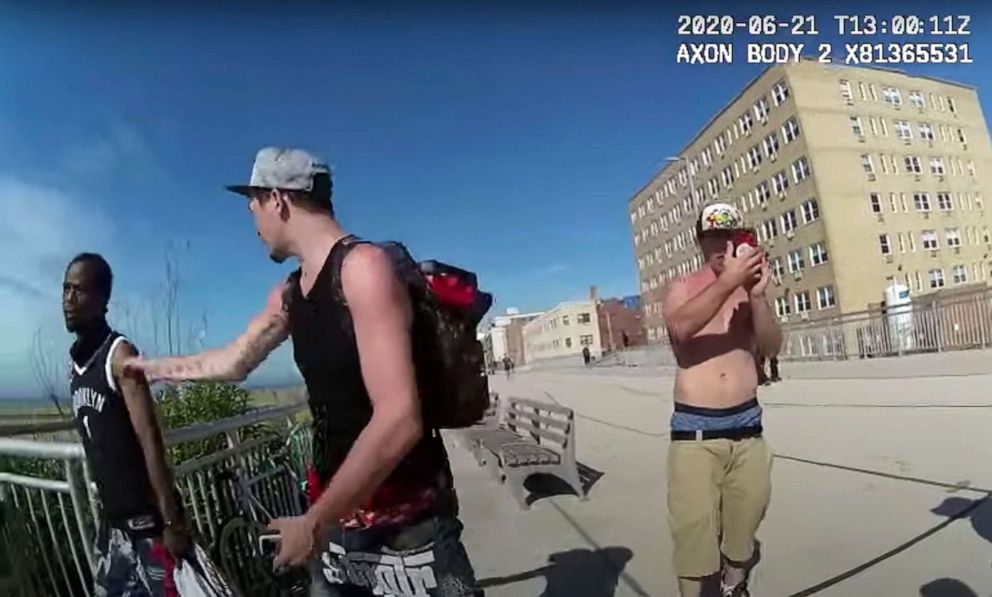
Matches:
[754,97,769,121]
[748,146,763,169]
[763,133,780,158]
[740,112,754,134]
[946,228,961,247]
[715,135,727,155]
[817,286,836,309]
[922,229,939,250]
[792,157,811,183]
[858,82,868,100]
[773,171,790,195]
[809,242,828,266]
[888,193,898,212]
[919,123,934,140]
[782,118,800,144]
[883,86,903,106]
[802,199,820,224]
[756,181,771,204]
[914,192,932,212]
[879,234,892,255]
[929,269,946,289]
[781,209,798,232]
[850,116,864,137]
[562,315,570,325]
[895,120,913,140]
[771,257,784,279]
[861,154,875,174]
[948,97,957,113]
[938,192,954,211]
[898,233,907,253]
[967,160,977,177]
[977,193,985,210]
[772,80,789,106]
[775,296,791,317]
[565,337,573,348]
[951,265,967,285]
[870,193,882,214]
[761,218,779,240]
[794,291,812,314]
[577,313,591,324]
[840,79,853,100]
[905,155,922,174]
[930,157,946,176]
[910,90,925,108]
[579,334,594,346]
[788,249,805,273]
[901,193,909,212]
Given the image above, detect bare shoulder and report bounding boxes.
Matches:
[340,243,404,304]
[663,271,705,306]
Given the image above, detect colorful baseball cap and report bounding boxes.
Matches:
[697,202,745,234]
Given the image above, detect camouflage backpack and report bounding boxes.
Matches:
[329,235,492,429]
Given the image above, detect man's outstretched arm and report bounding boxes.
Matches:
[127,283,290,383]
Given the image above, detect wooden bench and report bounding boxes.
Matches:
[474,396,585,510]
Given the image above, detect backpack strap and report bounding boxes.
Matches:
[328,234,369,305]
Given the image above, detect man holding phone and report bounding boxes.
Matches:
[661,203,782,597]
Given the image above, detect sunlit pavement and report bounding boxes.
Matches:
[445,352,992,596]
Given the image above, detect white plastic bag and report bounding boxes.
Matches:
[174,543,242,597]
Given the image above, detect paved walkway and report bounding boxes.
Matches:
[445,354,992,596]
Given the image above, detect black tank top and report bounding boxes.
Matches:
[286,237,451,505]
[70,329,158,526]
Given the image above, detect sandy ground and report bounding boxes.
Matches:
[445,352,992,596]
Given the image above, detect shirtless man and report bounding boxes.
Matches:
[662,203,783,597]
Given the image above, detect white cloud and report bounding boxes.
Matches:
[62,122,151,179]
[0,175,117,399]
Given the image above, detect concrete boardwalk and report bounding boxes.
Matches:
[445,352,992,596]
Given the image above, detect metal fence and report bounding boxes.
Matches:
[0,402,311,597]
[778,287,992,361]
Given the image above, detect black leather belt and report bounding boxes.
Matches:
[670,425,763,441]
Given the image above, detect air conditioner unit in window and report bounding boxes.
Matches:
[773,276,782,286]
[800,312,810,320]
[903,139,912,146]
[867,173,877,181]
[845,99,854,106]
[793,270,803,280]
[777,192,787,200]
[884,254,894,263]
[761,201,768,210]
[770,153,778,162]
[786,229,795,239]
[767,238,776,247]
[858,136,866,143]
[914,175,922,182]
[939,175,945,182]
[954,247,961,254]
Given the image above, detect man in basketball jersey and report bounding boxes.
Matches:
[124,148,482,596]
[64,253,191,596]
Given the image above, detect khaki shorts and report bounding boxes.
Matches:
[667,436,772,578]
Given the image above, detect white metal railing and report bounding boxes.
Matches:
[0,401,311,597]
[779,287,992,361]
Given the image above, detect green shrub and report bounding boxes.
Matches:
[157,382,274,464]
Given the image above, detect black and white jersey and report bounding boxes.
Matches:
[70,329,158,525]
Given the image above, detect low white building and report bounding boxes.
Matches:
[481,307,542,368]
[523,300,602,363]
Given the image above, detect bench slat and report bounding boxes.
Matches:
[508,420,568,445]
[505,409,570,432]
[506,396,574,417]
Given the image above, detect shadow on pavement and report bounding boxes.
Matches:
[479,546,634,597]
[523,462,605,507]
[919,578,979,597]
[915,496,992,597]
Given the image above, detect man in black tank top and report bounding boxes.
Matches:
[63,254,191,596]
[127,148,482,596]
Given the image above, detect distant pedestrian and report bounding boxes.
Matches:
[622,331,630,349]
[769,356,780,382]
[503,356,513,379]
[582,346,591,366]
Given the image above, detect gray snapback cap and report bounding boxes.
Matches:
[226,147,330,196]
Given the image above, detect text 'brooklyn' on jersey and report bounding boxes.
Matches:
[71,329,158,527]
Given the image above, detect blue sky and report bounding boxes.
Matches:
[1,1,990,398]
